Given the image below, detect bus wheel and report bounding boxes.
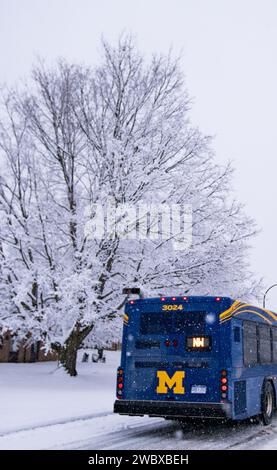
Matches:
[261,381,274,425]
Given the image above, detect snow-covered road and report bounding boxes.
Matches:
[1,351,277,450]
[0,412,276,450]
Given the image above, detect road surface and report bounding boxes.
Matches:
[0,412,276,450]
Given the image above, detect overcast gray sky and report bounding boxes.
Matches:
[1,0,277,308]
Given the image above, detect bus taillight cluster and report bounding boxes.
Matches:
[220,370,228,399]
[117,368,124,399]
[164,339,178,347]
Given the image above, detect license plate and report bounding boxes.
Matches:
[191,385,207,394]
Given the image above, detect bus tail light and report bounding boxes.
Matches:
[117,367,124,398]
[220,370,228,399]
[165,339,170,347]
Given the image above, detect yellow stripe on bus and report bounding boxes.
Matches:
[220,300,277,324]
[219,302,265,323]
[260,307,277,322]
[219,300,242,321]
[221,309,272,325]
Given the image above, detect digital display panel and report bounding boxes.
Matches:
[186,336,212,351]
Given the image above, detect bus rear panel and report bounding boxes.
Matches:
[114,296,233,420]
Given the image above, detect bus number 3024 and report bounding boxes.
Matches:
[162,304,183,311]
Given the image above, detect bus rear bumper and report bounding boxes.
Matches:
[114,399,231,419]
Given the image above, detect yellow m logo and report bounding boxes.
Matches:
[156,371,185,394]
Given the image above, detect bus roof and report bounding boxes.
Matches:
[128,295,234,303]
[125,296,277,326]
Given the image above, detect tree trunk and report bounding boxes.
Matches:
[57,324,94,376]
[58,330,80,376]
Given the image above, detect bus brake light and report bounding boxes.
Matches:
[117,368,124,398]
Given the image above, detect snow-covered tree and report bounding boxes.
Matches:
[0,36,261,375]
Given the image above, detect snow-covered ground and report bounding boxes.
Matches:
[0,351,277,450]
[0,350,119,436]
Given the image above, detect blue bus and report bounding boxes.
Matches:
[114,292,277,425]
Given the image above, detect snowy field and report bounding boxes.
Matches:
[0,351,277,450]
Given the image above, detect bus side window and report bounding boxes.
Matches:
[258,324,271,364]
[273,327,277,364]
[234,327,240,343]
[243,321,258,366]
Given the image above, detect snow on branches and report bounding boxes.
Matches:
[0,35,261,374]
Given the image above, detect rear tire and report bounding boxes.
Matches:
[261,381,274,425]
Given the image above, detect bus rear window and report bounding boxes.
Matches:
[140,311,207,335]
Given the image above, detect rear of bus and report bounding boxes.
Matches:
[114,296,233,420]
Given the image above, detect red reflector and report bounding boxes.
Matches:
[221,377,228,384]
[172,297,176,301]
[215,297,221,301]
[165,340,170,347]
[221,385,228,392]
[173,339,178,347]
[118,383,124,389]
[161,297,166,301]
[130,300,135,304]
[182,296,188,300]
